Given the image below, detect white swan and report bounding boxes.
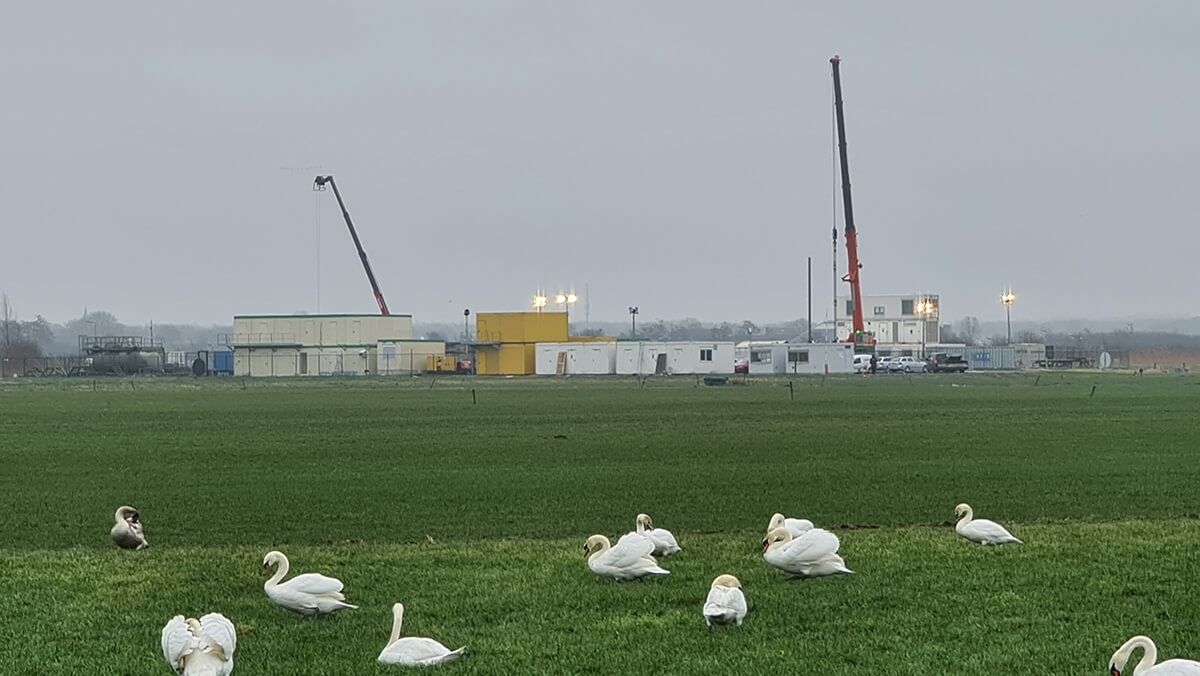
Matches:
[584,533,670,581]
[954,503,1022,546]
[1110,635,1200,675]
[111,506,148,550]
[635,513,681,556]
[762,527,853,578]
[161,613,236,676]
[767,512,814,538]
[702,574,747,628]
[262,550,358,617]
[377,602,466,666]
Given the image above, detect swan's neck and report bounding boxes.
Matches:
[388,607,404,646]
[589,537,611,559]
[115,509,127,524]
[956,509,973,527]
[636,520,646,535]
[1133,638,1157,674]
[266,557,289,586]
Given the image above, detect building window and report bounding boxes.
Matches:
[874,306,886,316]
[699,348,713,362]
[788,350,809,363]
[751,349,771,364]
[845,299,855,315]
[901,299,914,315]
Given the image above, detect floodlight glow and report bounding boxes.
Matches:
[533,295,548,309]
[1001,291,1016,305]
[555,294,567,304]
[567,293,577,304]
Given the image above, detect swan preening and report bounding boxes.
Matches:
[635,513,681,556]
[762,527,853,578]
[262,550,359,617]
[584,533,670,581]
[767,513,814,538]
[702,574,747,628]
[1109,635,1200,675]
[161,613,236,676]
[111,506,148,550]
[954,503,1022,546]
[377,603,466,666]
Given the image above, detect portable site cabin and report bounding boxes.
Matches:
[232,314,444,377]
[615,341,735,375]
[534,342,618,375]
[748,342,854,375]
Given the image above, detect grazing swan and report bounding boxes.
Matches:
[636,513,681,556]
[767,513,814,538]
[954,503,1022,546]
[702,574,747,628]
[584,533,670,581]
[161,612,236,676]
[111,506,148,550]
[377,603,466,666]
[1109,635,1200,675]
[261,550,358,617]
[762,527,853,578]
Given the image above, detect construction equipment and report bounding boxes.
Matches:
[829,55,875,353]
[313,175,390,315]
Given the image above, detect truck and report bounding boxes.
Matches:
[926,353,969,373]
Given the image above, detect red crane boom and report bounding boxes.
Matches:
[829,55,874,351]
[313,176,390,316]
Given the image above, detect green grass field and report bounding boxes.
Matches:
[2,373,1199,674]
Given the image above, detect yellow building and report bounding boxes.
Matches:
[474,312,567,375]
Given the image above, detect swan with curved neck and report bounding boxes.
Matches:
[261,550,358,617]
[635,513,681,556]
[954,503,1022,546]
[110,506,148,550]
[584,533,669,581]
[762,527,853,578]
[1109,636,1200,675]
[377,602,465,666]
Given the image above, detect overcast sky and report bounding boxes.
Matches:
[2,2,1197,327]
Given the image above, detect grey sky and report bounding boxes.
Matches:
[3,2,1197,327]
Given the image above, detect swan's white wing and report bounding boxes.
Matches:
[1146,659,1200,674]
[703,586,747,618]
[784,518,814,537]
[286,572,345,596]
[160,615,193,673]
[383,637,454,663]
[611,531,655,566]
[782,528,841,560]
[198,613,236,660]
[647,528,680,554]
[963,519,1018,542]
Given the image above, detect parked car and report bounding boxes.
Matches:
[852,354,872,374]
[734,359,749,374]
[889,356,926,373]
[926,352,969,373]
[876,356,894,372]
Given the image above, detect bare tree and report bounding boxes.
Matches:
[1,293,17,349]
[958,316,980,345]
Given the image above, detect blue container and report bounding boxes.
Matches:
[212,350,233,374]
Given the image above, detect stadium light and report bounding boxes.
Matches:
[1001,291,1015,345]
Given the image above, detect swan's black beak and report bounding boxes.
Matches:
[261,564,269,576]
[761,539,769,553]
[583,545,590,556]
[1110,666,1120,676]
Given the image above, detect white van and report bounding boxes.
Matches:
[852,354,873,373]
